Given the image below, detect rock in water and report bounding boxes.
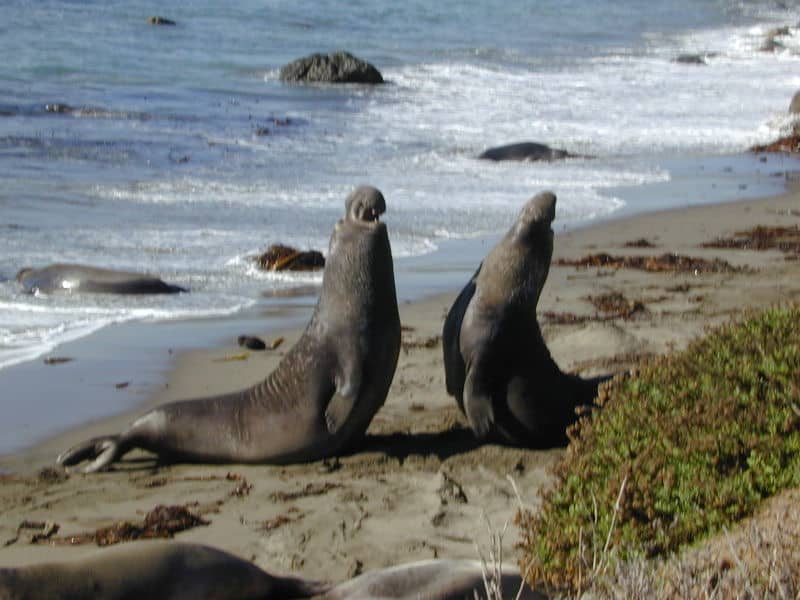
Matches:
[279,51,383,84]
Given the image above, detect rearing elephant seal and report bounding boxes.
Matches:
[16,263,187,294]
[442,191,607,447]
[58,186,401,472]
[0,541,330,599]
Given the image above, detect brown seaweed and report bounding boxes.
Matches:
[554,252,743,273]
[702,224,800,255]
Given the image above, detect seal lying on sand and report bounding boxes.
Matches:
[321,559,542,599]
[0,541,330,600]
[16,264,187,295]
[57,186,401,472]
[478,142,579,162]
[442,191,608,447]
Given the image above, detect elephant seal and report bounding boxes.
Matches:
[321,559,542,599]
[0,541,330,600]
[478,142,576,162]
[442,191,608,447]
[16,264,187,295]
[57,186,401,472]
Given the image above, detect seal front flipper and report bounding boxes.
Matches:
[57,435,124,473]
[463,366,495,440]
[324,391,357,434]
[324,357,363,434]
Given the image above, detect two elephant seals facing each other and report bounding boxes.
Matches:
[0,542,330,600]
[16,264,187,295]
[0,542,540,600]
[58,186,401,472]
[443,191,608,447]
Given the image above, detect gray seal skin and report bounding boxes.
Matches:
[442,191,607,447]
[16,264,187,295]
[320,559,542,599]
[57,186,401,472]
[0,541,330,600]
[477,142,575,162]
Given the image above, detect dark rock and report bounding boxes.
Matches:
[147,16,176,26]
[254,244,325,271]
[279,51,384,84]
[238,335,267,351]
[478,141,580,162]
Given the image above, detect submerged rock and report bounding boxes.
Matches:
[279,51,384,84]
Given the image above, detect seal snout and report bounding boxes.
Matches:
[524,191,557,225]
[346,185,387,225]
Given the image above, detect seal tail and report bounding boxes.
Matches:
[57,435,124,473]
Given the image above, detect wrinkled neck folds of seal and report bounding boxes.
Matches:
[324,185,394,313]
[477,191,556,309]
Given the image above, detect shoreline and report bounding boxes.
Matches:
[1,181,799,582]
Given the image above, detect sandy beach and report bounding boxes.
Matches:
[1,182,799,588]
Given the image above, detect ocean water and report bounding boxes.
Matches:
[2,0,800,374]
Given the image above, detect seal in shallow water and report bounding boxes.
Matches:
[477,142,576,162]
[57,186,401,472]
[442,191,608,447]
[16,264,187,294]
[0,541,330,600]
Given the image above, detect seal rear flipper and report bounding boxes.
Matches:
[57,435,123,473]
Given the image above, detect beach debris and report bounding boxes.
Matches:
[37,466,68,484]
[569,351,658,375]
[254,243,325,272]
[43,356,73,365]
[229,475,253,497]
[554,252,743,273]
[6,520,61,546]
[437,471,468,505]
[38,504,208,547]
[623,238,657,248]
[701,224,800,256]
[213,352,250,362]
[319,457,342,473]
[665,283,692,293]
[280,51,384,84]
[270,482,343,502]
[238,335,267,350]
[259,510,305,532]
[586,291,648,319]
[147,16,176,26]
[269,336,285,349]
[540,311,590,325]
[401,334,441,352]
[540,291,648,325]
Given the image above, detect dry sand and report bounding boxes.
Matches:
[1,186,799,588]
